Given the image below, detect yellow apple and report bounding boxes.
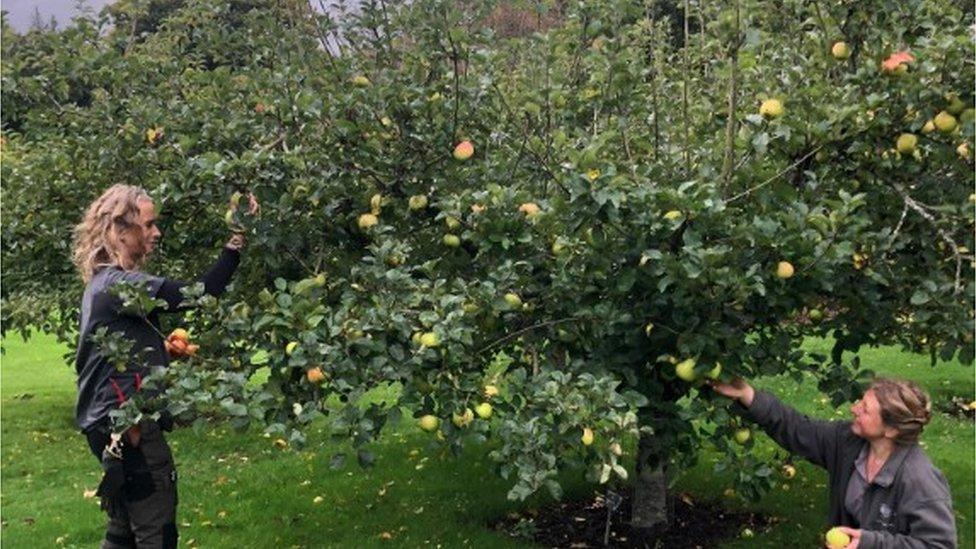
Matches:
[782,464,797,479]
[352,75,371,87]
[484,385,500,398]
[922,120,936,134]
[358,213,379,230]
[825,527,851,549]
[518,202,541,217]
[934,111,958,133]
[896,133,917,154]
[503,293,523,309]
[452,408,474,428]
[285,341,299,356]
[663,210,683,221]
[776,261,795,279]
[759,98,784,119]
[831,41,851,60]
[581,427,595,446]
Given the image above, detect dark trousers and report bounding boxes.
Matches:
[85,421,178,549]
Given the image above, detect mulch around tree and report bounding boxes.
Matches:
[493,491,776,548]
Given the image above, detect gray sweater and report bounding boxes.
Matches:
[746,390,957,548]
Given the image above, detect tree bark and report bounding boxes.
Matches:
[631,428,669,531]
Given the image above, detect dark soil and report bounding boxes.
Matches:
[493,491,775,548]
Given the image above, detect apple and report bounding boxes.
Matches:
[759,98,784,119]
[776,261,795,279]
[452,408,474,428]
[358,213,379,230]
[675,358,697,382]
[285,341,299,356]
[503,293,523,309]
[782,464,797,479]
[934,111,958,133]
[551,241,567,256]
[922,120,936,134]
[706,362,722,380]
[419,332,440,348]
[444,216,461,231]
[853,252,867,270]
[307,367,326,384]
[484,385,500,398]
[831,41,851,60]
[170,328,189,342]
[946,93,966,115]
[644,323,654,337]
[733,427,751,444]
[352,75,371,87]
[825,527,851,549]
[581,427,595,446]
[418,415,439,432]
[663,210,683,221]
[408,195,428,210]
[609,442,623,456]
[808,308,823,322]
[896,133,917,154]
[254,102,266,113]
[146,127,162,144]
[370,193,382,214]
[957,142,971,160]
[443,234,461,247]
[475,402,493,419]
[453,140,474,161]
[518,202,541,217]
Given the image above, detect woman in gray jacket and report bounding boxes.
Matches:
[710,376,957,548]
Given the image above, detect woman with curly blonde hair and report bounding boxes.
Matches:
[72,183,257,549]
[710,375,956,548]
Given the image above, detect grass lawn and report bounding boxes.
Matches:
[2,333,972,548]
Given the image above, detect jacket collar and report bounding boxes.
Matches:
[855,442,914,487]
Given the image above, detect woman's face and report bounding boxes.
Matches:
[124,198,161,260]
[850,389,896,441]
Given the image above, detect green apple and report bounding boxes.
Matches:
[443,234,461,247]
[475,402,493,419]
[452,408,474,428]
[418,415,439,432]
[408,195,428,210]
[503,293,522,309]
[733,427,751,445]
[675,358,697,382]
[419,332,440,347]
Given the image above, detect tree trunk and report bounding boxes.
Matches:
[631,429,669,532]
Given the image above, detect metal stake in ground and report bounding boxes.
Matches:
[603,488,623,546]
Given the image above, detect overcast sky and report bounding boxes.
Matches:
[3,0,114,32]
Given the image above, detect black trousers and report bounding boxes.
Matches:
[85,421,178,549]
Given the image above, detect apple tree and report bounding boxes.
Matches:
[3,0,972,531]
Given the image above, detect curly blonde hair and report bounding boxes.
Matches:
[72,184,152,283]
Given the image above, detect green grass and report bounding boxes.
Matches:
[2,333,972,548]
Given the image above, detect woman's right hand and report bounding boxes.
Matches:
[708,377,756,408]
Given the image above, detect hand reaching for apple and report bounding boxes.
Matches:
[707,377,756,408]
[225,191,260,250]
[825,526,860,549]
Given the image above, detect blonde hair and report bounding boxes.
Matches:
[869,377,933,445]
[72,184,152,283]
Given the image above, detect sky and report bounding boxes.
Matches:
[2,0,114,32]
